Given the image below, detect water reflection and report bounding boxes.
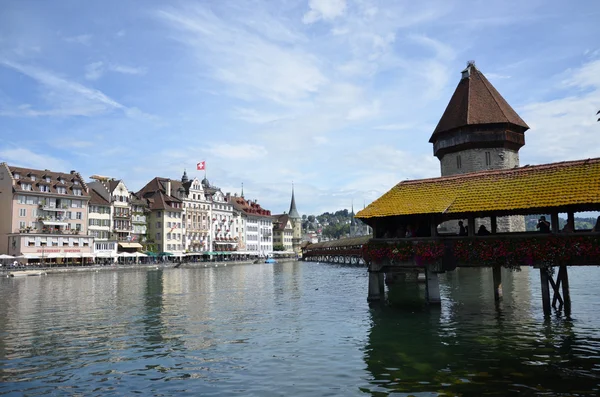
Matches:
[364,268,600,395]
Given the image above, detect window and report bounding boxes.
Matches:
[14,173,20,179]
[156,232,161,240]
[19,208,26,217]
[30,175,36,181]
[156,222,161,228]
[22,183,32,191]
[73,188,82,196]
[456,155,462,169]
[76,212,82,220]
[45,177,51,182]
[19,221,26,229]
[40,185,50,192]
[485,151,492,166]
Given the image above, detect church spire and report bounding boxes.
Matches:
[288,183,300,219]
[241,182,244,198]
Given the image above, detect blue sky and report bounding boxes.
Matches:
[1,0,599,216]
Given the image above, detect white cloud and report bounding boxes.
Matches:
[85,61,104,80]
[209,143,268,160]
[303,0,347,24]
[157,5,327,105]
[109,64,146,75]
[64,34,92,45]
[0,148,69,171]
[0,59,151,118]
[521,60,600,162]
[234,108,286,124]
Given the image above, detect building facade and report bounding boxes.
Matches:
[273,214,294,253]
[230,193,273,257]
[137,178,185,255]
[0,163,93,258]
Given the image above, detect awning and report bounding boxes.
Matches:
[41,220,69,226]
[118,242,143,249]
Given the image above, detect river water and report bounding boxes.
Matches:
[1,262,599,396]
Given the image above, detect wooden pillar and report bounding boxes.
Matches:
[560,265,571,315]
[425,265,441,304]
[493,265,503,301]
[491,216,497,234]
[430,215,437,237]
[551,212,559,233]
[540,268,551,316]
[368,271,383,301]
[467,216,475,237]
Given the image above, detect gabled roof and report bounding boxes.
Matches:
[430,63,529,142]
[273,214,290,231]
[356,158,600,219]
[89,188,110,206]
[108,179,121,193]
[4,164,89,197]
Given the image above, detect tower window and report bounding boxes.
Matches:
[485,151,491,166]
[456,155,462,169]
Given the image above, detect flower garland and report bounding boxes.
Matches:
[362,240,445,265]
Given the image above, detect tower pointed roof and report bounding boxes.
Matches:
[429,62,529,143]
[288,185,300,219]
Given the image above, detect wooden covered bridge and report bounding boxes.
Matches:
[302,235,370,265]
[349,157,600,316]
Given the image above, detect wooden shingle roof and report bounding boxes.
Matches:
[356,158,600,219]
[430,63,529,142]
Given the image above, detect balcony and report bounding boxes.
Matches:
[114,213,131,219]
[14,228,85,235]
[39,204,68,212]
[38,217,69,226]
[113,226,133,232]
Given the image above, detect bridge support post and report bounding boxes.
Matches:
[425,265,441,304]
[540,268,551,317]
[560,265,571,316]
[368,271,385,301]
[493,265,503,301]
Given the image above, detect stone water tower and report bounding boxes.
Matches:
[430,61,529,232]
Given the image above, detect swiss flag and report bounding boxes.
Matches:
[197,161,206,171]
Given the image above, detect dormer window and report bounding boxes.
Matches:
[45,177,51,183]
[73,188,82,196]
[13,173,20,179]
[59,178,64,184]
[57,186,67,194]
[39,185,50,192]
[30,175,36,181]
[73,180,80,185]
[21,183,32,191]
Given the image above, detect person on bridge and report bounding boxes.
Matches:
[592,216,600,232]
[536,216,551,233]
[458,221,467,236]
[477,225,491,236]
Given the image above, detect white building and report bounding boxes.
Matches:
[229,193,273,257]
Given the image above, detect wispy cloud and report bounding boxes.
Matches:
[64,34,92,45]
[0,59,150,118]
[209,143,268,160]
[156,5,327,105]
[85,61,146,80]
[0,148,69,171]
[303,0,347,24]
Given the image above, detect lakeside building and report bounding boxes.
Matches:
[0,163,94,259]
[88,188,117,259]
[88,176,142,253]
[229,192,273,257]
[137,178,184,255]
[130,194,149,248]
[200,177,237,253]
[273,214,294,253]
[173,171,211,253]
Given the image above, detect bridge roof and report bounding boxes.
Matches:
[356,157,600,219]
[304,235,371,250]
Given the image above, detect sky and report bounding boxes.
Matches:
[1,0,599,216]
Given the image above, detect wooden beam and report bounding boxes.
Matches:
[551,212,559,233]
[467,216,475,237]
[560,265,571,316]
[548,275,564,309]
[540,268,551,316]
[491,216,497,234]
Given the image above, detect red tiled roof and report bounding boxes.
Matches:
[231,196,272,217]
[4,164,89,198]
[430,64,529,141]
